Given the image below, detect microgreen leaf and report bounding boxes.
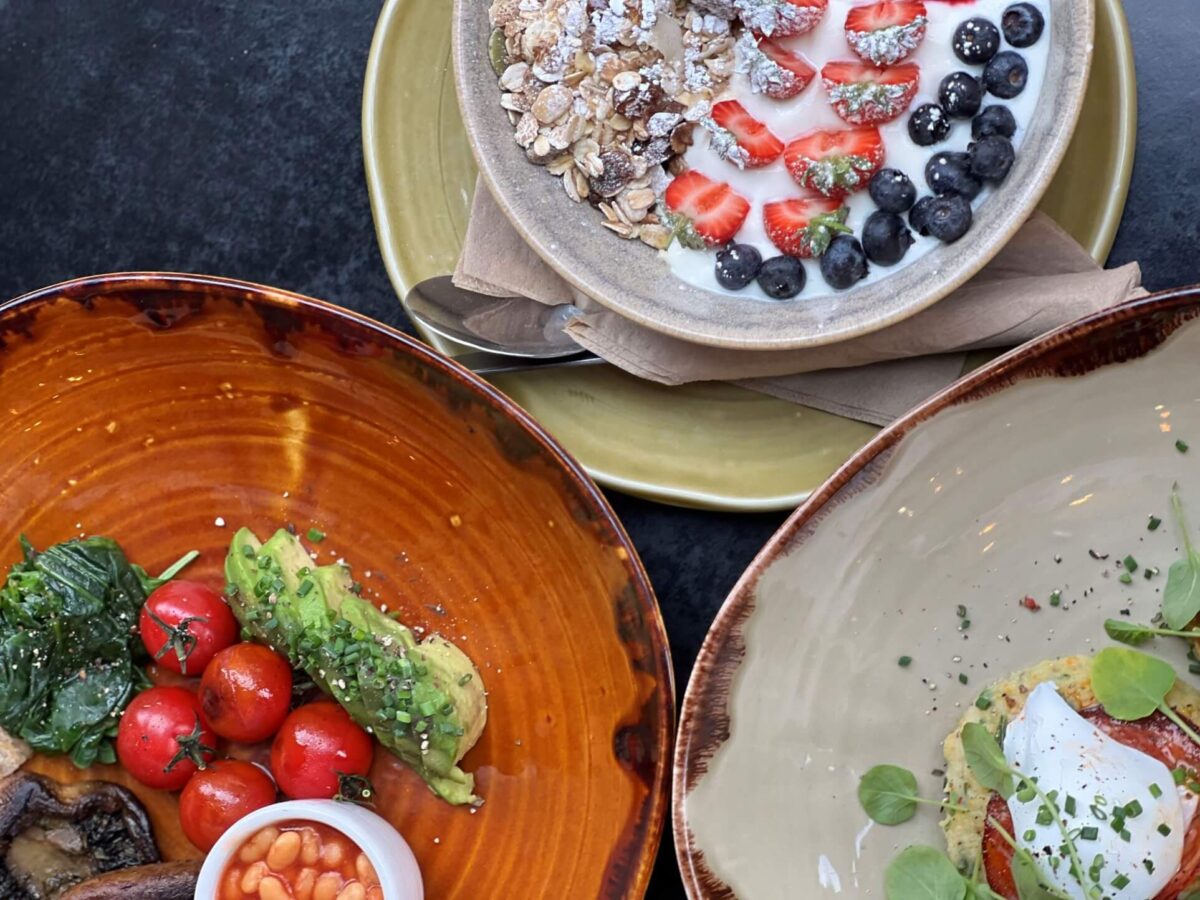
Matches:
[1011,849,1067,900]
[961,723,1014,799]
[1163,487,1200,630]
[1104,618,1200,645]
[858,765,923,825]
[883,846,967,900]
[1091,646,1176,720]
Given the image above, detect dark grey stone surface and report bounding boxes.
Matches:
[0,1,1195,896]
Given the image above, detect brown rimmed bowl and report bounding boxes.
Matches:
[0,273,673,898]
[673,286,1200,897]
[452,0,1095,351]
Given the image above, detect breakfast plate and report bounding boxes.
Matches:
[0,273,673,898]
[673,286,1200,897]
[362,0,1134,511]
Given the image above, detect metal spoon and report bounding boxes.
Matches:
[404,277,603,375]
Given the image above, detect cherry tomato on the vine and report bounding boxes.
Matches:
[271,702,373,800]
[139,580,238,675]
[178,759,277,851]
[199,643,293,743]
[116,686,217,791]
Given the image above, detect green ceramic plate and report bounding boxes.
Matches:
[361,0,1135,512]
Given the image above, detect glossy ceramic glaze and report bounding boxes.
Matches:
[361,0,1135,511]
[0,273,672,898]
[674,287,1200,898]
[452,0,1094,350]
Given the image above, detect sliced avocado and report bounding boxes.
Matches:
[223,528,488,806]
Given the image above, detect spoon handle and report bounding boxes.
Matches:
[449,349,606,376]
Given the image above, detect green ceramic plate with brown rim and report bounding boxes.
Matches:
[361,0,1135,512]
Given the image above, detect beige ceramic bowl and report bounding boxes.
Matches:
[673,287,1200,897]
[452,0,1095,351]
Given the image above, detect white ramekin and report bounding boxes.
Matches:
[193,799,424,899]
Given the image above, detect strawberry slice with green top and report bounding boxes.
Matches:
[663,170,752,249]
[762,198,852,258]
[784,126,885,199]
[735,33,818,100]
[737,0,828,38]
[706,100,785,168]
[844,1,928,66]
[821,60,920,126]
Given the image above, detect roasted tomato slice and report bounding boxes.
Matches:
[981,707,1200,899]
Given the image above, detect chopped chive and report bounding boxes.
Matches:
[956,605,967,618]
[306,527,326,542]
[1050,590,1062,607]
[242,544,256,558]
[1149,783,1163,799]
[1119,572,1133,584]
[1017,786,1037,803]
[958,673,968,684]
[418,700,438,717]
[1120,829,1131,842]
[1158,823,1172,836]
[1174,767,1188,785]
[297,579,314,597]
[1079,826,1099,841]
[1124,799,1143,818]
[1111,873,1130,889]
[1144,859,1154,874]
[1124,555,1138,573]
[898,655,912,667]
[1178,440,1190,454]
[1149,515,1163,531]
[960,619,971,630]
[458,673,473,686]
[975,691,992,710]
[1065,795,1077,816]
[1023,829,1036,842]
[1036,806,1054,826]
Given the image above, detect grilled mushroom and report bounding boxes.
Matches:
[0,772,160,899]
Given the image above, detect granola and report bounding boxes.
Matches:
[487,0,736,249]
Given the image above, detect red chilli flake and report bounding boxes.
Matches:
[1021,595,1042,612]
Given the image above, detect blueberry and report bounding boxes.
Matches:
[757,255,806,300]
[938,72,983,119]
[972,105,1017,140]
[908,103,951,147]
[869,169,917,214]
[925,152,982,200]
[1002,2,1044,48]
[969,135,1015,183]
[715,243,763,290]
[861,211,915,267]
[819,235,869,290]
[909,196,937,237]
[924,194,973,243]
[984,50,1029,99]
[953,18,1001,65]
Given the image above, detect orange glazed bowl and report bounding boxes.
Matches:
[0,273,672,898]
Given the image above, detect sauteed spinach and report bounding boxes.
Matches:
[0,536,195,767]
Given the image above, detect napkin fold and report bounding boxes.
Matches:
[453,178,1144,425]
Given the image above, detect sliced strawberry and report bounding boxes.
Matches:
[844,1,928,66]
[762,197,851,258]
[821,60,920,125]
[663,170,751,248]
[737,0,828,38]
[783,126,885,199]
[708,100,784,168]
[736,33,818,100]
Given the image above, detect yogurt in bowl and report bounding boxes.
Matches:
[194,800,423,900]
[666,0,1051,300]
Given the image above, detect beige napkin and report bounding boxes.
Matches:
[454,179,1144,425]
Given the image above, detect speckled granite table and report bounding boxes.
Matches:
[1,1,1197,896]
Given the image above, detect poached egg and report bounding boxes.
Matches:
[1003,682,1197,898]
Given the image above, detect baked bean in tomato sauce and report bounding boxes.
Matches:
[220,820,383,900]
